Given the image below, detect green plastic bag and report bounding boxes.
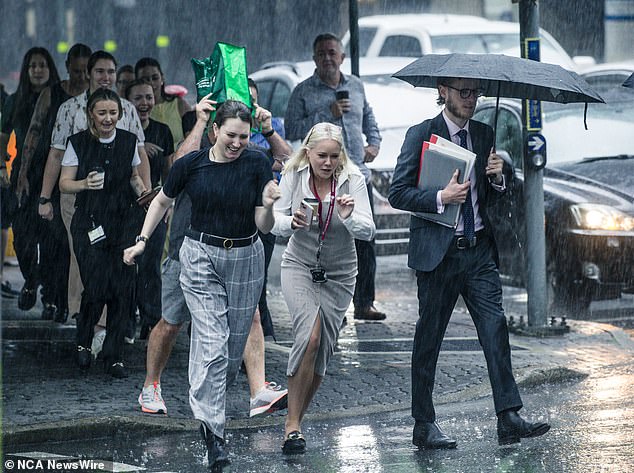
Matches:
[191,42,251,123]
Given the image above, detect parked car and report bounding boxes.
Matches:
[251,58,439,254]
[342,14,595,70]
[473,90,634,313]
[580,61,634,93]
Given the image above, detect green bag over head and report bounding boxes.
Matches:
[191,42,251,122]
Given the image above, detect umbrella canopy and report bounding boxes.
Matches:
[393,53,603,104]
[623,72,634,88]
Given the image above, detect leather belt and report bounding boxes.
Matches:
[453,229,488,250]
[186,228,258,249]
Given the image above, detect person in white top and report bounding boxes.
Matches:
[37,50,151,326]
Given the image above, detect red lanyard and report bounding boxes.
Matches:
[311,176,336,241]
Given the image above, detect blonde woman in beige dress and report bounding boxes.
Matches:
[272,122,375,454]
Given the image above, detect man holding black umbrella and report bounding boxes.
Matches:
[389,77,550,448]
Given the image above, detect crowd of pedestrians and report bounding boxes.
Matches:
[1,31,552,471]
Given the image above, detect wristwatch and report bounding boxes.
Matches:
[135,235,149,244]
[38,197,51,205]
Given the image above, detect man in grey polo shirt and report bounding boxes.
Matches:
[285,32,385,321]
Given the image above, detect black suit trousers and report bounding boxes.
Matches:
[411,235,523,422]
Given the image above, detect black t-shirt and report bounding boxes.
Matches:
[144,118,174,188]
[163,147,272,238]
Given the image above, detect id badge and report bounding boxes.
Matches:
[88,225,106,245]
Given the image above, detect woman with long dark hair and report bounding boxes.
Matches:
[12,43,92,323]
[1,47,59,312]
[135,57,191,145]
[59,88,147,378]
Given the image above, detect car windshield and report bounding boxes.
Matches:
[431,34,572,68]
[542,95,634,165]
[431,33,518,54]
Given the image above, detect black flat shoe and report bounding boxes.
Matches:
[1,281,20,298]
[41,303,56,320]
[18,286,37,311]
[54,307,69,324]
[200,423,230,469]
[413,421,457,449]
[282,431,306,454]
[104,361,127,379]
[497,410,551,445]
[77,346,91,370]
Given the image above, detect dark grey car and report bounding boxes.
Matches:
[474,90,634,313]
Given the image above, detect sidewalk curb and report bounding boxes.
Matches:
[3,362,586,448]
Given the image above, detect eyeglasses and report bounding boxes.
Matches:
[446,85,484,99]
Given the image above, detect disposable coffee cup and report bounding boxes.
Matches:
[335,90,349,100]
[91,166,105,189]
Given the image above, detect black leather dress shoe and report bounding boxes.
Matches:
[354,305,387,321]
[497,410,551,445]
[200,423,230,469]
[413,421,457,449]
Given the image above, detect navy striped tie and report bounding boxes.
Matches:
[457,129,475,242]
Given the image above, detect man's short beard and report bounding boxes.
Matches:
[445,96,473,121]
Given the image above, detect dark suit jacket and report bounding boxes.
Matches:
[388,112,503,272]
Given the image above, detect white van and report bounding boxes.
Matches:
[342,14,594,71]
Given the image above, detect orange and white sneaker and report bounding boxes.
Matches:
[138,382,167,414]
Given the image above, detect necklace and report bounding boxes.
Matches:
[210,147,218,162]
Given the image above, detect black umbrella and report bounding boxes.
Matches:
[393,53,604,140]
[623,72,634,88]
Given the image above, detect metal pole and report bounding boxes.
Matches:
[349,0,360,77]
[519,0,548,327]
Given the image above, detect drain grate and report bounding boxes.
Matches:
[276,338,525,353]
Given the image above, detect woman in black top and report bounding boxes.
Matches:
[123,100,280,469]
[59,89,146,378]
[125,79,174,338]
[0,47,59,311]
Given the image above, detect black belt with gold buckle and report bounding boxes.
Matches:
[186,228,258,249]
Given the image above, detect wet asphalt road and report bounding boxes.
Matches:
[6,355,633,473]
[3,249,634,472]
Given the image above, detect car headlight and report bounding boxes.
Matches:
[570,203,634,231]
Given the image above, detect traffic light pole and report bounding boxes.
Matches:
[517,0,566,335]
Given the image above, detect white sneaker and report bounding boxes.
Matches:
[91,329,106,359]
[249,381,288,417]
[138,382,167,414]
